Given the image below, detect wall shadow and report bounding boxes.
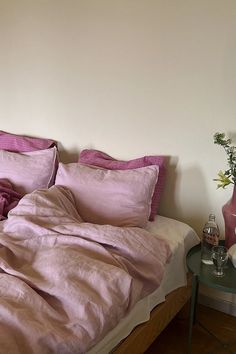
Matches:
[159,155,210,237]
[57,142,80,163]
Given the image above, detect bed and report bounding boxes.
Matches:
[89,216,199,354]
[0,130,200,353]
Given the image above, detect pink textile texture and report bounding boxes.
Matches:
[0,179,22,220]
[0,130,57,152]
[0,147,57,195]
[0,186,171,354]
[55,163,159,227]
[79,149,166,220]
[222,185,236,248]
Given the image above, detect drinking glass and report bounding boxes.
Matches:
[211,246,228,277]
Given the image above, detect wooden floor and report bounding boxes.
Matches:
[145,304,236,354]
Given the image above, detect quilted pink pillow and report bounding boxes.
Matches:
[79,149,166,220]
[55,163,159,227]
[0,130,57,152]
[0,147,57,195]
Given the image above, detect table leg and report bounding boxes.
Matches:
[188,274,199,354]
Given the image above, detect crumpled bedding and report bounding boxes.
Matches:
[0,186,171,354]
[0,178,22,220]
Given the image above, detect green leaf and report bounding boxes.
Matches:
[213,170,233,189]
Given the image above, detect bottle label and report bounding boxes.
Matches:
[202,232,219,246]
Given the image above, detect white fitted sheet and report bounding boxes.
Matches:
[87,216,200,354]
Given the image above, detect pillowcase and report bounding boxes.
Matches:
[55,162,159,227]
[0,130,57,152]
[79,149,166,220]
[0,147,57,195]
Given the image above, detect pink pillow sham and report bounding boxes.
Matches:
[0,147,57,195]
[0,130,57,152]
[79,149,166,220]
[55,163,159,227]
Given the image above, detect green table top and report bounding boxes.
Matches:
[187,243,236,294]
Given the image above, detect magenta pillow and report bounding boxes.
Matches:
[79,149,166,220]
[0,130,57,152]
[55,163,159,227]
[0,147,57,195]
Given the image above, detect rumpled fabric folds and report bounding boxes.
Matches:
[0,186,171,354]
[0,178,22,220]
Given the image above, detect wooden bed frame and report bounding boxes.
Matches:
[113,273,192,354]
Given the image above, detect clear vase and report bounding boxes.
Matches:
[222,185,236,249]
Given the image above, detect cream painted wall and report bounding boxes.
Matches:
[0,1,236,239]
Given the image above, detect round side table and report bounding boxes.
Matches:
[186,242,236,354]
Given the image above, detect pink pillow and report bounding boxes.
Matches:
[0,130,57,152]
[0,147,57,195]
[55,163,159,227]
[79,149,166,220]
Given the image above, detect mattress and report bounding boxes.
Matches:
[88,215,200,354]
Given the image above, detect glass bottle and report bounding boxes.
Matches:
[201,214,220,264]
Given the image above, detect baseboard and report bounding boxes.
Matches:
[198,293,236,317]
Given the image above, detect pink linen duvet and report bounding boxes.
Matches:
[0,186,171,354]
